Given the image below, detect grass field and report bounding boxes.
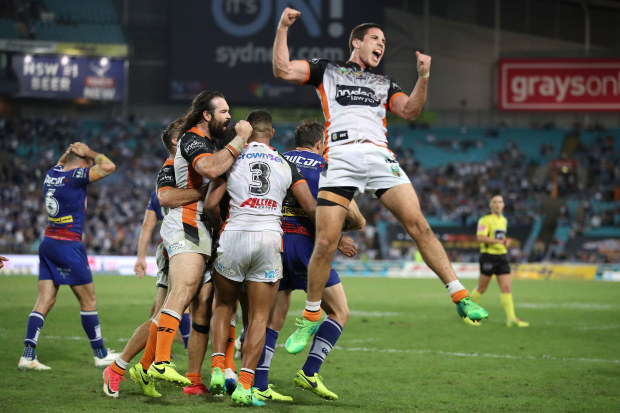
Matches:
[1,275,619,412]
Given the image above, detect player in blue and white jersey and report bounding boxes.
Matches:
[19,142,118,371]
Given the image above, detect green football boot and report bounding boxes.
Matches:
[285,317,319,354]
[456,296,489,321]
[208,367,226,395]
[231,383,266,407]
[253,384,293,402]
[293,370,338,400]
[147,361,191,386]
[129,363,161,397]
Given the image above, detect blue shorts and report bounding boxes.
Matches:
[280,233,340,291]
[39,237,93,285]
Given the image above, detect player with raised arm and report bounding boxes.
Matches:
[204,110,317,406]
[146,91,253,388]
[102,119,207,397]
[19,142,119,371]
[273,7,488,352]
[253,120,365,402]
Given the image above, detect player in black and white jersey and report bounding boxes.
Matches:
[147,91,253,389]
[204,110,316,407]
[273,8,489,355]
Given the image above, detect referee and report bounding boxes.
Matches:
[467,194,529,327]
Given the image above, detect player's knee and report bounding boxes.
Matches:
[192,322,210,334]
[314,236,339,257]
[334,307,350,327]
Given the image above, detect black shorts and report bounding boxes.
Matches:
[479,253,510,276]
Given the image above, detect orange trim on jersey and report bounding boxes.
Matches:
[164,158,174,166]
[188,126,205,137]
[388,91,407,112]
[382,103,388,134]
[157,185,174,193]
[191,152,212,169]
[301,60,311,84]
[289,179,307,190]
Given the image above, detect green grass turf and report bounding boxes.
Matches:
[1,275,619,412]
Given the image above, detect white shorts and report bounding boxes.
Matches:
[214,230,283,283]
[321,143,411,197]
[155,242,169,288]
[160,214,212,259]
[156,243,211,287]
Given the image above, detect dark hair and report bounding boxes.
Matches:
[161,117,184,153]
[295,120,324,148]
[181,90,225,134]
[349,22,384,54]
[246,109,273,136]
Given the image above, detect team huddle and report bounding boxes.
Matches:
[17,7,506,407]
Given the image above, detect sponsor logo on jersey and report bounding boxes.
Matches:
[239,152,283,163]
[44,175,66,186]
[72,168,85,178]
[330,131,349,142]
[284,154,323,168]
[335,85,381,107]
[264,270,276,280]
[239,198,278,210]
[48,215,73,223]
[282,206,307,217]
[184,138,207,157]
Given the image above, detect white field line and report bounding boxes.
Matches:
[11,334,619,365]
[329,346,620,365]
[520,302,619,310]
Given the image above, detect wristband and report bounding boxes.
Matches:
[226,135,246,157]
[418,72,429,79]
[224,145,238,158]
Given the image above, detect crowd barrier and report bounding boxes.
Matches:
[1,255,616,281]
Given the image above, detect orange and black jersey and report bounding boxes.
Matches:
[171,127,216,243]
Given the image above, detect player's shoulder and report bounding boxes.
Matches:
[178,129,215,157]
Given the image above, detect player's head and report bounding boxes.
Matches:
[246,109,274,142]
[349,23,385,69]
[489,194,505,214]
[295,120,325,155]
[65,151,91,167]
[161,117,184,156]
[181,90,230,141]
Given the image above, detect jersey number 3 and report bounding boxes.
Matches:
[249,162,270,196]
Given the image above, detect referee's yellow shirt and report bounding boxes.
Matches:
[476,213,508,254]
